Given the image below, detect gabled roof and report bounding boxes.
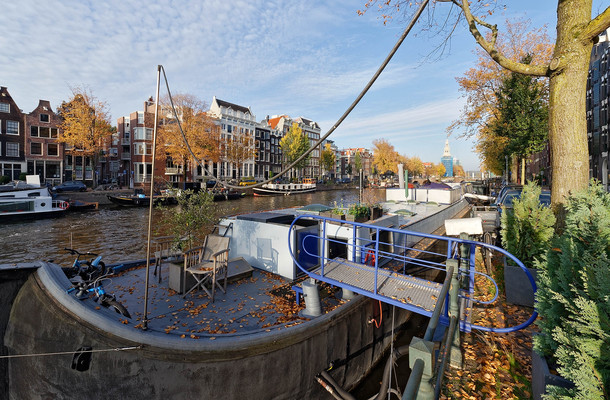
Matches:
[215,98,251,115]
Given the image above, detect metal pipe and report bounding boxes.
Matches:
[434,315,459,399]
[402,358,424,400]
[423,262,455,342]
[142,65,161,330]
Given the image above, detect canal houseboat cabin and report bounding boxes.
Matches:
[0,175,69,222]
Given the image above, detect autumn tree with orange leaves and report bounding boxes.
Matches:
[57,87,114,185]
[360,0,610,208]
[158,94,221,183]
[372,138,399,175]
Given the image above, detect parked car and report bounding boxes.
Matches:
[53,180,87,192]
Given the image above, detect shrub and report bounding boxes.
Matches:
[534,181,610,399]
[500,181,555,269]
[348,203,370,218]
[0,175,10,184]
[156,190,216,249]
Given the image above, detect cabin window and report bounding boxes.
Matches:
[0,200,34,213]
[328,237,348,260]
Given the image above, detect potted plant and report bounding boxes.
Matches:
[500,181,555,307]
[532,182,609,400]
[346,203,370,222]
[330,201,346,222]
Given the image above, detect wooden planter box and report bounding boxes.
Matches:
[369,207,383,220]
[504,257,537,307]
[532,348,574,400]
[330,213,345,224]
[346,214,369,223]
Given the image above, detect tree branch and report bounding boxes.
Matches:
[457,0,549,77]
[581,6,610,44]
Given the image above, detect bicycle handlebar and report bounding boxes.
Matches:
[64,248,98,257]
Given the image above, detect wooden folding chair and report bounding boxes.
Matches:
[182,235,230,302]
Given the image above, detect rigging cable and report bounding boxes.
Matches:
[159,0,430,191]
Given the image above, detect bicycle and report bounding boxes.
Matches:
[63,248,131,318]
[67,276,131,319]
[62,248,108,282]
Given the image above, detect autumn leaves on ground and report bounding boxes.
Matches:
[441,254,537,400]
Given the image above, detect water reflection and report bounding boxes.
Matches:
[0,189,367,266]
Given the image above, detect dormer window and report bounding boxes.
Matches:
[40,113,50,123]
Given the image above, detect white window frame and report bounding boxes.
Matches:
[6,142,19,157]
[47,143,59,157]
[6,120,19,135]
[0,103,9,113]
[30,142,43,156]
[134,162,152,183]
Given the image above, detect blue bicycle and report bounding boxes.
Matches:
[64,248,131,319]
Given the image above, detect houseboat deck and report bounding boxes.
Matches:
[101,262,343,336]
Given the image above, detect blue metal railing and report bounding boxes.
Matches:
[288,214,537,333]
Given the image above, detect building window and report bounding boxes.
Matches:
[51,128,58,138]
[0,103,9,113]
[6,142,19,157]
[48,143,59,156]
[39,127,50,138]
[30,142,42,155]
[30,126,39,137]
[134,162,152,183]
[40,114,50,123]
[137,112,144,124]
[6,120,19,135]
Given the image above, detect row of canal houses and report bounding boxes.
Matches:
[0,87,374,188]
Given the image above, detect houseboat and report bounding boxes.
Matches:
[1,186,478,399]
[252,178,317,196]
[0,176,69,222]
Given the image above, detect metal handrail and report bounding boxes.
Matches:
[288,214,538,333]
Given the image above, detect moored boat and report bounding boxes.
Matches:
[1,185,474,398]
[107,193,177,207]
[252,178,317,196]
[0,176,70,222]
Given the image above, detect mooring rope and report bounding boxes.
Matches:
[0,345,141,359]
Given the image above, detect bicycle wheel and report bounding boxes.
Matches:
[104,299,131,318]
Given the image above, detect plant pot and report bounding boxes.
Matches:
[531,348,574,400]
[346,214,368,223]
[503,256,537,307]
[320,211,333,218]
[330,213,345,224]
[370,207,383,220]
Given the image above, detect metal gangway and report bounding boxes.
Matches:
[288,214,538,399]
[288,214,536,333]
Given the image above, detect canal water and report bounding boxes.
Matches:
[0,189,366,266]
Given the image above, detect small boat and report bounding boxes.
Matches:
[68,199,99,212]
[0,177,69,222]
[107,194,177,207]
[211,190,245,201]
[252,178,316,196]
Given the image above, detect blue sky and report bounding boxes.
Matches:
[1,1,606,171]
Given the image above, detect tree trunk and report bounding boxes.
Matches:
[548,0,593,205]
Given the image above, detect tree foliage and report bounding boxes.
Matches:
[359,0,610,207]
[534,182,610,399]
[57,87,113,156]
[404,156,424,177]
[280,123,310,170]
[490,56,549,164]
[354,152,363,172]
[320,143,336,176]
[372,138,398,174]
[158,94,221,179]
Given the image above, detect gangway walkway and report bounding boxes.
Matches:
[288,214,537,333]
